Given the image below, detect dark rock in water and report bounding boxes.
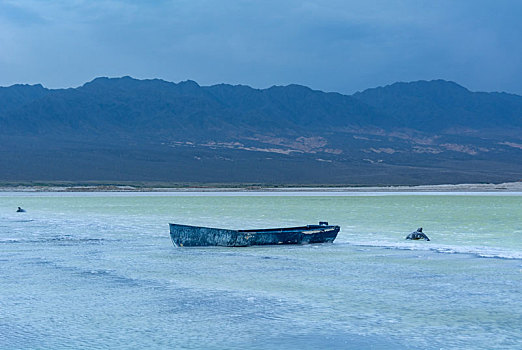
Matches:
[406,227,430,241]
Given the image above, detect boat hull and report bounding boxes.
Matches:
[169,223,340,247]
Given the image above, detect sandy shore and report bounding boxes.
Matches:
[1,182,521,192]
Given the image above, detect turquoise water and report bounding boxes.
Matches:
[1,192,521,349]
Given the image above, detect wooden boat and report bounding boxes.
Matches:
[169,222,340,247]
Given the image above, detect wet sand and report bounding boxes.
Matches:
[1,182,521,192]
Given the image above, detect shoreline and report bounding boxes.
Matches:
[1,182,521,192]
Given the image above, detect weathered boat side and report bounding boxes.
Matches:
[169,224,242,247]
[169,223,340,247]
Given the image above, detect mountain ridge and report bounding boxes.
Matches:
[0,77,521,184]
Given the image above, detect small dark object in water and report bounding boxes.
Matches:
[170,222,340,247]
[16,207,26,213]
[406,227,430,241]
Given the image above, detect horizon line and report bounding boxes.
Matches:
[1,76,518,96]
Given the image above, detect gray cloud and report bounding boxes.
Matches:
[1,0,521,94]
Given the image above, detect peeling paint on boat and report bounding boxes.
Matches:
[169,223,340,247]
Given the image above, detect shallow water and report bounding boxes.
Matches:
[1,192,521,349]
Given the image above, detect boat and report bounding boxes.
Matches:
[169,222,340,247]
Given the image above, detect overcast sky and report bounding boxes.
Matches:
[1,0,521,94]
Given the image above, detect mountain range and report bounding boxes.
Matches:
[1,77,521,185]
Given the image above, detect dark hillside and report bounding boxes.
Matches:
[1,77,520,184]
[353,80,522,132]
